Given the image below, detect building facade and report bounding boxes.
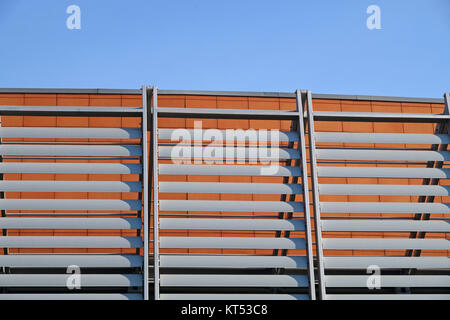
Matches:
[0,88,448,300]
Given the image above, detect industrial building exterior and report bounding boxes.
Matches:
[0,87,448,300]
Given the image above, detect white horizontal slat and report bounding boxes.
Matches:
[318,167,450,179]
[160,255,308,269]
[159,182,302,194]
[0,218,142,229]
[0,106,142,115]
[319,184,450,196]
[322,238,450,250]
[320,202,450,214]
[0,162,142,174]
[326,294,450,300]
[159,218,305,231]
[317,149,450,161]
[160,274,309,287]
[324,256,450,269]
[321,220,450,232]
[159,200,304,212]
[312,111,450,122]
[325,275,450,287]
[160,294,309,300]
[0,236,142,248]
[0,274,142,287]
[159,146,300,160]
[0,181,142,192]
[0,254,143,267]
[160,237,306,249]
[0,199,141,211]
[159,164,301,176]
[0,127,142,139]
[156,107,301,119]
[159,129,298,142]
[0,145,142,156]
[0,294,142,300]
[315,132,450,144]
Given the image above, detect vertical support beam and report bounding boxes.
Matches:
[296,90,316,300]
[445,93,450,114]
[0,116,7,289]
[151,86,160,300]
[305,90,327,300]
[141,86,149,300]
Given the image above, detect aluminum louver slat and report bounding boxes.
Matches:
[319,184,450,196]
[160,294,309,300]
[0,218,142,229]
[160,255,308,269]
[0,127,142,139]
[0,162,142,174]
[0,274,143,287]
[0,181,142,192]
[159,164,301,176]
[0,199,141,211]
[158,146,300,160]
[323,257,450,269]
[160,274,309,287]
[160,237,306,249]
[318,166,450,178]
[0,236,143,248]
[322,238,450,250]
[320,202,450,214]
[325,275,450,287]
[159,200,304,212]
[159,129,299,142]
[156,107,302,120]
[159,182,302,194]
[315,132,450,144]
[321,220,450,232]
[326,294,450,300]
[0,106,143,116]
[0,294,143,300]
[312,111,450,122]
[317,149,450,161]
[159,218,305,231]
[0,254,143,268]
[0,145,142,156]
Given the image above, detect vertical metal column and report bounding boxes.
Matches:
[0,117,6,287]
[151,86,160,300]
[142,86,150,300]
[305,90,327,300]
[295,90,316,300]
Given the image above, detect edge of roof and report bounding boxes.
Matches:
[0,88,445,104]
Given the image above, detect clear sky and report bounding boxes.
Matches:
[0,0,449,98]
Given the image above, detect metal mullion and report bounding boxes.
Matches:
[305,90,326,300]
[151,87,160,300]
[142,86,150,300]
[296,90,316,300]
[0,132,8,294]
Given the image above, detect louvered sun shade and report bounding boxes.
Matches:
[0,105,148,300]
[151,88,316,300]
[308,92,450,300]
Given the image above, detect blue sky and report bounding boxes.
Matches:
[0,0,449,98]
